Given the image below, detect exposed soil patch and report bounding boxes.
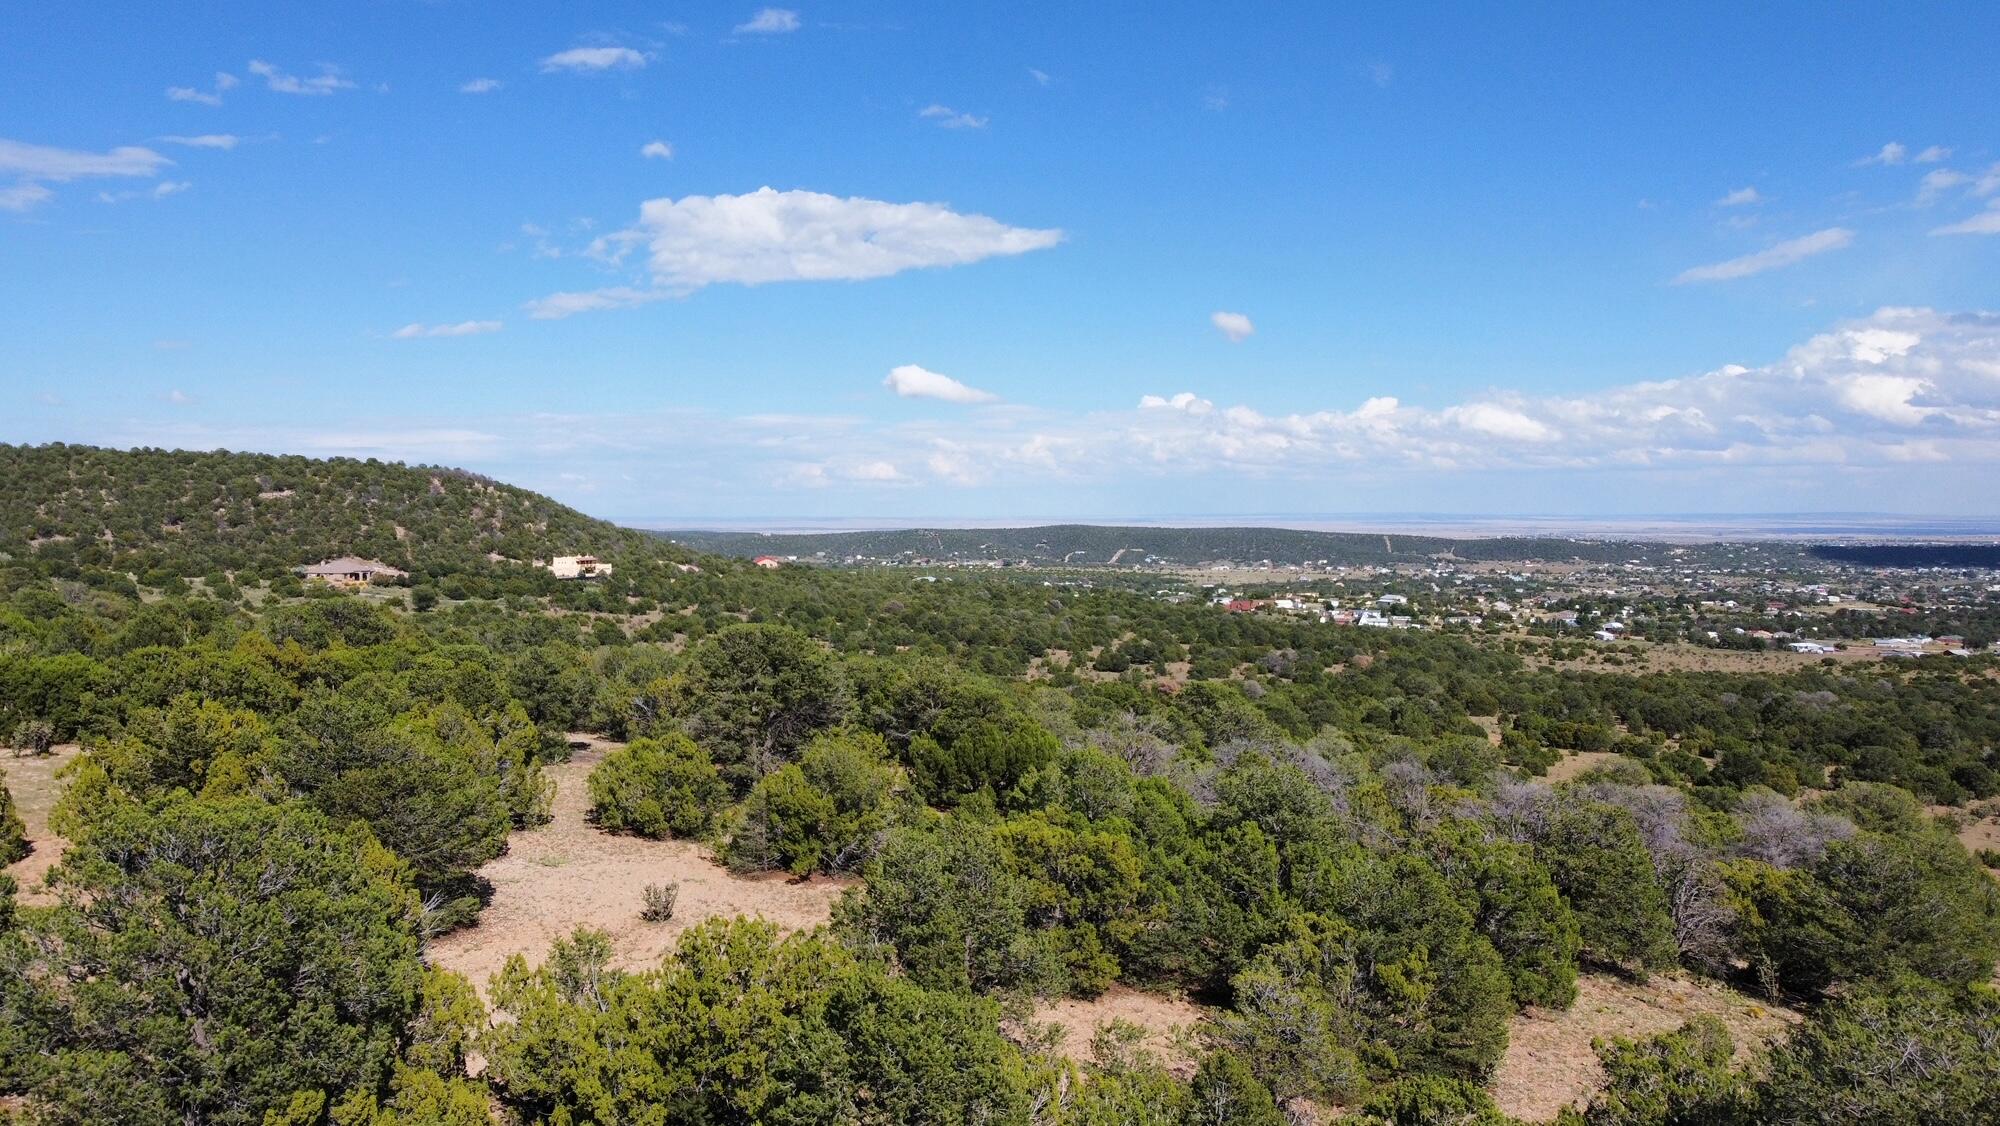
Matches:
[3,744,82,903]
[1030,986,1208,1078]
[426,735,850,996]
[1491,973,1799,1122]
[1543,751,1626,784]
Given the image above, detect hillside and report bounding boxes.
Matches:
[0,443,686,577]
[660,523,1811,568]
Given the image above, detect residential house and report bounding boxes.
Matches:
[549,555,613,580]
[299,557,408,588]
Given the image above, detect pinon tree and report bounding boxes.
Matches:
[0,769,27,865]
[1,796,427,1125]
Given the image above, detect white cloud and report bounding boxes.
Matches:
[96,180,191,204]
[1366,61,1394,87]
[529,187,1061,315]
[1918,168,1970,202]
[118,309,2000,505]
[1029,68,1052,86]
[920,104,988,129]
[539,47,648,73]
[884,364,999,404]
[524,286,671,319]
[844,460,904,482]
[160,134,240,150]
[1859,141,1907,166]
[459,78,503,94]
[1672,227,1852,284]
[1837,374,1935,425]
[166,72,236,105]
[0,138,169,181]
[166,389,194,405]
[0,183,53,211]
[735,8,801,33]
[1210,311,1255,342]
[1915,145,1952,163]
[391,320,504,339]
[1931,200,2000,237]
[1442,402,1558,442]
[247,59,354,96]
[1715,186,1761,207]
[640,140,675,160]
[1139,392,1215,415]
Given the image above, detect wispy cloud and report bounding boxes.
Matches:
[0,138,170,180]
[1028,68,1052,87]
[919,104,988,129]
[0,138,170,209]
[165,72,238,106]
[391,320,504,339]
[97,180,191,204]
[640,140,675,160]
[1672,227,1852,284]
[735,8,801,34]
[1915,145,1952,163]
[524,287,670,320]
[160,134,240,150]
[247,59,355,96]
[884,364,999,404]
[1931,200,2000,237]
[0,183,53,212]
[539,47,648,73]
[1715,186,1761,207]
[1858,141,1907,166]
[1210,311,1255,342]
[459,78,503,94]
[528,187,1061,316]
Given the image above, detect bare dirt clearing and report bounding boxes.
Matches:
[1029,986,1208,1077]
[1543,751,1626,783]
[1491,973,1799,1122]
[426,736,850,995]
[3,744,81,903]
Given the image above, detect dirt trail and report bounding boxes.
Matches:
[1492,973,1799,1121]
[3,744,81,903]
[426,736,850,995]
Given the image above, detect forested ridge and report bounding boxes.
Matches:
[661,523,1773,566]
[0,447,1996,1125]
[0,443,688,576]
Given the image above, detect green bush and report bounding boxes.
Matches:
[586,734,728,839]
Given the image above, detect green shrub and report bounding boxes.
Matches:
[586,734,728,839]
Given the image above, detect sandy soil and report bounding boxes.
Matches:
[3,744,81,903]
[1947,800,2000,868]
[1543,751,1627,784]
[426,735,851,996]
[1030,986,1208,1078]
[1491,973,1799,1122]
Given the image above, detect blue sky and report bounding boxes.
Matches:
[4,3,1999,524]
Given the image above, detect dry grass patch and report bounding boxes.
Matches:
[1491,973,1799,1122]
[3,743,82,904]
[1543,751,1626,784]
[426,735,850,997]
[1028,986,1208,1078]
